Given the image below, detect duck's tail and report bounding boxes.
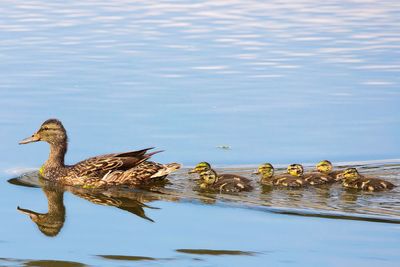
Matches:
[151,163,181,178]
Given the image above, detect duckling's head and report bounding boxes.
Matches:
[19,119,67,146]
[256,163,274,179]
[316,160,333,173]
[200,170,218,185]
[287,164,304,177]
[339,168,360,182]
[188,162,212,174]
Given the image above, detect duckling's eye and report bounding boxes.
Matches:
[42,127,49,130]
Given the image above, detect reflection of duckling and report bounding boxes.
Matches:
[256,163,308,188]
[339,168,395,191]
[19,119,180,188]
[315,160,343,181]
[189,162,253,193]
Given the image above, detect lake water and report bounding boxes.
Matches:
[0,0,399,266]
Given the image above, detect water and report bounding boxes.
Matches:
[1,0,400,266]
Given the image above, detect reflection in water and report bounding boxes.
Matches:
[97,255,158,261]
[0,258,87,267]
[17,187,65,237]
[8,161,400,234]
[176,249,256,256]
[23,260,87,267]
[12,176,182,237]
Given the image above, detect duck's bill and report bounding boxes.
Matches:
[17,206,39,217]
[252,171,260,175]
[188,169,197,174]
[19,135,40,144]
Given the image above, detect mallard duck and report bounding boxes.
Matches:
[315,160,343,181]
[188,162,253,193]
[19,119,181,188]
[338,168,395,191]
[256,163,308,188]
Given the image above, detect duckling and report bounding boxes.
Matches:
[188,162,253,193]
[315,160,344,181]
[19,119,181,188]
[303,161,336,185]
[256,163,308,188]
[339,168,395,191]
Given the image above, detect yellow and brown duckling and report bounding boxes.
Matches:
[19,119,181,188]
[315,160,343,182]
[338,168,395,192]
[256,163,308,188]
[189,162,253,193]
[303,160,337,185]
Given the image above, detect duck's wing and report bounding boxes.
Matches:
[70,147,160,178]
[101,161,180,185]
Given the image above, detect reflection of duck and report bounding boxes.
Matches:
[19,119,180,188]
[17,186,65,237]
[256,163,308,188]
[189,162,253,193]
[14,178,178,236]
[338,168,395,191]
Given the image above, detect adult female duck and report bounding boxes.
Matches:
[19,119,180,188]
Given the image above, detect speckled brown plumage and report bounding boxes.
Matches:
[270,174,308,188]
[343,177,395,191]
[19,119,180,188]
[304,172,335,185]
[189,162,253,193]
[257,163,308,188]
[212,174,254,193]
[340,168,395,191]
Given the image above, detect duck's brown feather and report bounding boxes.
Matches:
[343,177,395,191]
[304,172,335,185]
[70,147,157,178]
[272,174,308,188]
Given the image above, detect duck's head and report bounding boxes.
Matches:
[287,164,304,177]
[199,170,218,188]
[19,119,67,146]
[338,168,359,182]
[316,160,333,173]
[256,163,274,179]
[188,162,211,174]
[17,206,64,237]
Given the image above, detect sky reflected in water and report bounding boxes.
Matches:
[0,0,399,171]
[0,0,399,266]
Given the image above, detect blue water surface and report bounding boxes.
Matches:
[0,0,399,266]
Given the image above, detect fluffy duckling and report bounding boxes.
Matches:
[303,160,336,185]
[256,163,308,188]
[315,160,344,181]
[339,168,395,192]
[189,162,253,193]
